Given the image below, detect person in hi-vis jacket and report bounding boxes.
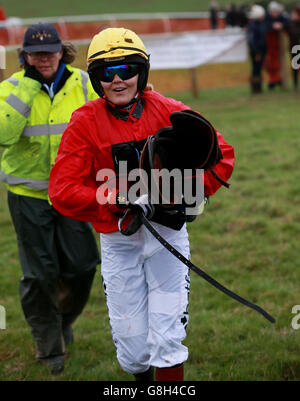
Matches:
[0,22,100,374]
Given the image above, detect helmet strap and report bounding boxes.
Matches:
[104,92,143,121]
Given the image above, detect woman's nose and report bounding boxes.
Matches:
[112,74,122,82]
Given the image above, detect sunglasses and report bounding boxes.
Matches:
[98,64,140,82]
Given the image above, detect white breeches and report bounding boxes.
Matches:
[100,222,190,374]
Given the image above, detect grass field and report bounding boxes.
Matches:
[0,0,298,18]
[1,84,300,381]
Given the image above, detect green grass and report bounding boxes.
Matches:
[0,0,298,18]
[1,85,300,381]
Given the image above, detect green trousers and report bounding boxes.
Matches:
[8,191,100,361]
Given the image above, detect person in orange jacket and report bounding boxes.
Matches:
[264,1,290,89]
[49,27,234,381]
[0,4,6,21]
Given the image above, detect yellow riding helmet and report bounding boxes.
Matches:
[87,27,149,64]
[87,27,150,98]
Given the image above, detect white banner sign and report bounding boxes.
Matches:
[142,29,247,70]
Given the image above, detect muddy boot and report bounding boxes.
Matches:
[38,355,65,375]
[251,77,262,94]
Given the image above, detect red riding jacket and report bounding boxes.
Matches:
[49,89,234,233]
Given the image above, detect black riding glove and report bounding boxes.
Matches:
[118,194,155,236]
[130,194,155,218]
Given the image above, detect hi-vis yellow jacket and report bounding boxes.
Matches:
[0,65,97,199]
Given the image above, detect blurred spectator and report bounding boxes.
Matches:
[264,1,290,89]
[237,5,249,28]
[0,4,6,21]
[288,5,300,92]
[247,5,267,93]
[225,3,239,27]
[210,1,219,30]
